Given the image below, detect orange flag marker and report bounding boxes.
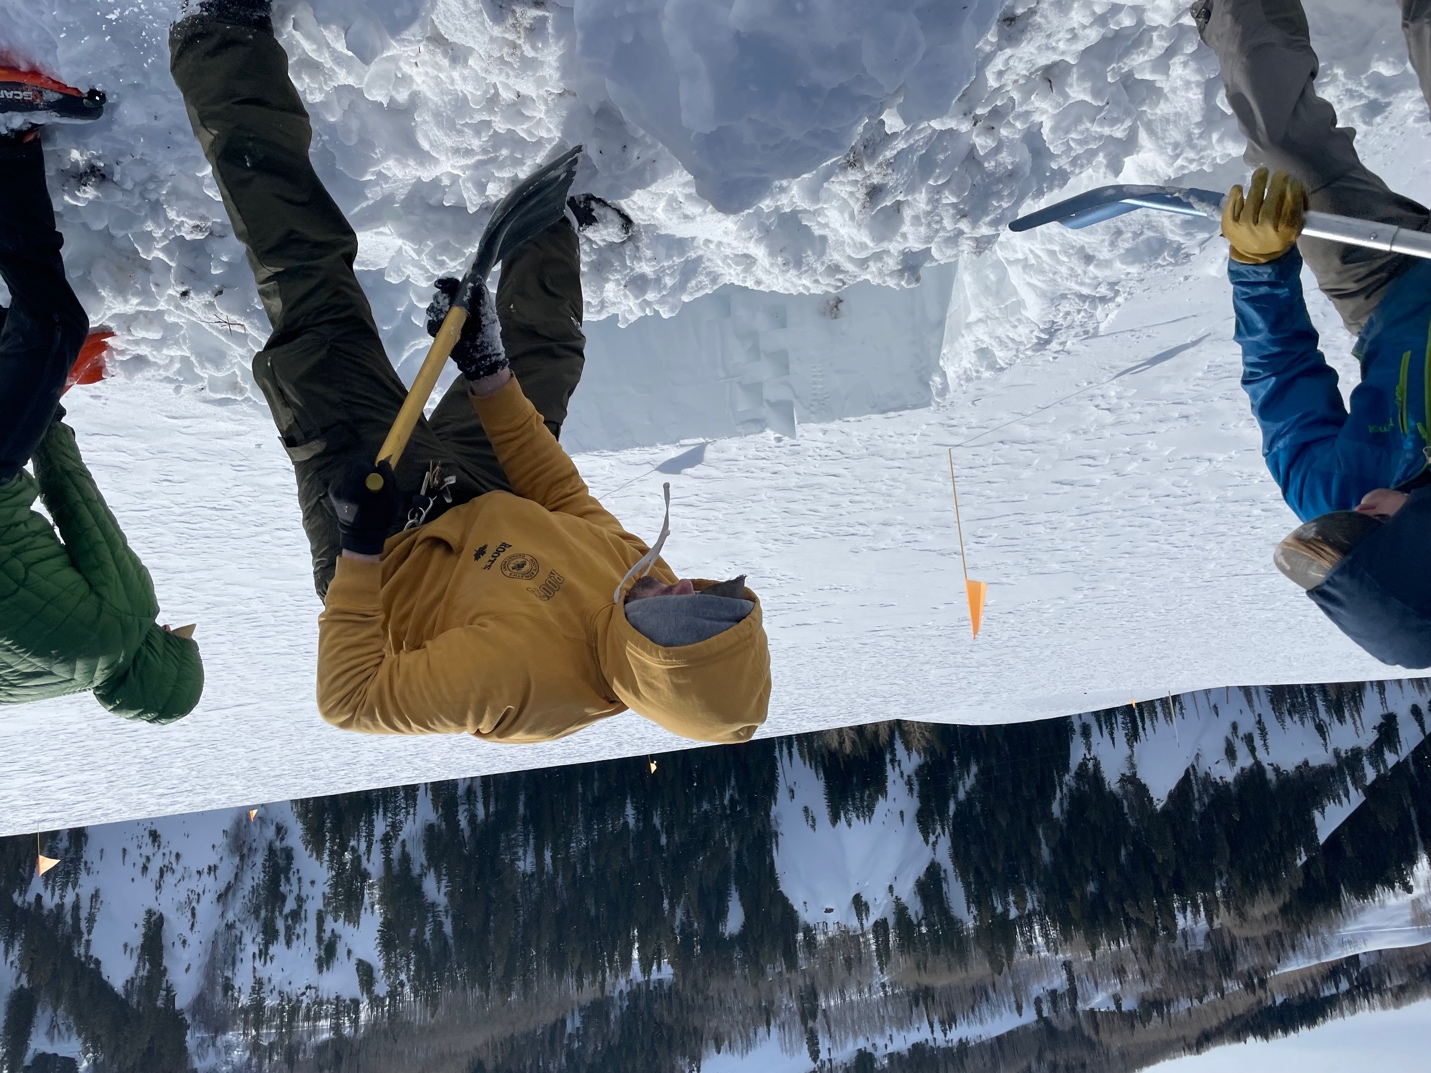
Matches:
[948,450,988,639]
[63,331,113,394]
[249,809,258,822]
[36,832,59,876]
[966,579,987,638]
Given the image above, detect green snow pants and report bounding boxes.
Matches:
[1194,0,1431,335]
[170,19,586,598]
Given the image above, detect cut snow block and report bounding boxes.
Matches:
[966,579,987,639]
[765,398,797,439]
[37,854,60,876]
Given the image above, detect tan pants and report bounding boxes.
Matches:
[1194,0,1431,334]
[171,20,586,597]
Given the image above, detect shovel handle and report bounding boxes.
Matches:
[374,304,470,475]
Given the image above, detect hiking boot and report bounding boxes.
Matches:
[176,0,273,33]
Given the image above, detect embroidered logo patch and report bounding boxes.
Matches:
[500,552,540,580]
[480,542,511,570]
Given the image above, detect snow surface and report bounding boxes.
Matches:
[3,0,1431,832]
[773,743,942,931]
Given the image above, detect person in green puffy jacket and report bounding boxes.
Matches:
[0,121,203,724]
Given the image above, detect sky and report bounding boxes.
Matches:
[1148,997,1431,1072]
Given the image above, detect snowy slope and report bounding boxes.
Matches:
[2,0,1430,832]
[7,679,1427,1072]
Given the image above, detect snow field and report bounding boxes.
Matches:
[0,0,1430,831]
[1,232,1419,835]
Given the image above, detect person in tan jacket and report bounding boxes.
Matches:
[319,373,772,745]
[170,1,770,746]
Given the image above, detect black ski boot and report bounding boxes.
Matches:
[175,0,273,33]
[566,193,635,244]
[0,69,104,123]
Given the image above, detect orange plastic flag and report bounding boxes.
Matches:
[948,450,988,639]
[248,809,258,822]
[966,579,987,639]
[37,855,60,876]
[63,331,113,394]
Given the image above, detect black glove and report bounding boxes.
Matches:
[328,459,400,556]
[424,276,459,336]
[425,276,508,383]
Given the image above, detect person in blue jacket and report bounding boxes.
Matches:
[1195,0,1431,668]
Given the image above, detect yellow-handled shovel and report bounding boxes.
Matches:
[370,145,584,490]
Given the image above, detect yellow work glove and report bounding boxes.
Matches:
[1221,167,1308,264]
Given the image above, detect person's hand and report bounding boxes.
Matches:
[1222,167,1307,264]
[328,459,400,556]
[424,276,459,336]
[426,277,509,383]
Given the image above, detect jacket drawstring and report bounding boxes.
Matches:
[613,482,671,604]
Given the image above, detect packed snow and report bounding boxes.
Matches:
[2,0,1430,832]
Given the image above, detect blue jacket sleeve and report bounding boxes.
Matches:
[1231,249,1358,521]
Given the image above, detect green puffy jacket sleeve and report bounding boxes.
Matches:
[0,436,138,700]
[0,420,203,721]
[30,419,160,618]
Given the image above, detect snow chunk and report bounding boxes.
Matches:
[572,0,1004,211]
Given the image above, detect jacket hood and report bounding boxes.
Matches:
[1307,487,1431,668]
[600,580,771,744]
[92,624,204,725]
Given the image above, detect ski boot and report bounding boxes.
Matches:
[566,193,635,244]
[0,68,105,124]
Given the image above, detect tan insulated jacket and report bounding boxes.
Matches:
[317,378,771,744]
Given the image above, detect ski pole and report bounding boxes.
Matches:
[1008,183,1431,261]
[369,146,583,489]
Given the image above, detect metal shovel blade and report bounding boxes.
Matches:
[1008,185,1224,232]
[1007,182,1431,261]
[467,145,584,288]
